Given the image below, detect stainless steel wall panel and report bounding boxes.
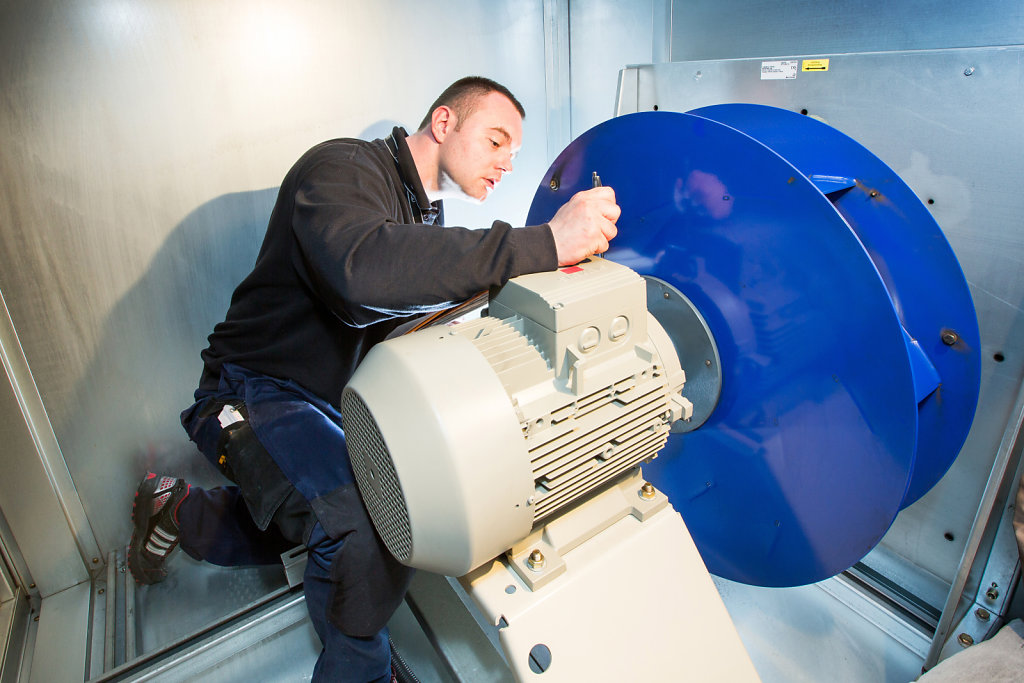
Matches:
[26,581,91,681]
[543,0,571,163]
[0,292,90,596]
[622,47,1024,590]
[670,0,1024,62]
[568,0,664,138]
[0,0,549,578]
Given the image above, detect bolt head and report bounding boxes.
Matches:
[941,330,960,346]
[639,482,657,500]
[976,608,991,621]
[957,632,974,647]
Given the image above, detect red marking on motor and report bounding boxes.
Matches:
[561,266,584,274]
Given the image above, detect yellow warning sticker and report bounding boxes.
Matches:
[802,59,830,72]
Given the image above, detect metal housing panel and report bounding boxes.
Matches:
[670,0,1024,62]
[621,48,1024,588]
[568,0,661,138]
[27,582,91,682]
[0,293,90,595]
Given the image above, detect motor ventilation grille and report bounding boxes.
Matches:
[341,390,413,563]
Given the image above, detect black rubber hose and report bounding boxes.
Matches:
[389,634,421,683]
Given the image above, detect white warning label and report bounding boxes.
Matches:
[761,60,798,80]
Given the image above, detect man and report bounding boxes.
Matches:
[128,76,619,681]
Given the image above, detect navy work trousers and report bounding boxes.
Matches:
[176,485,392,682]
[177,364,410,683]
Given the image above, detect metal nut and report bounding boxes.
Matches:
[526,549,546,571]
[975,608,991,621]
[639,482,657,500]
[957,632,974,647]
[941,329,960,346]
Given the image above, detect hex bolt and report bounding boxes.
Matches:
[975,608,991,621]
[527,549,546,571]
[986,586,1000,601]
[941,330,960,346]
[98,588,105,595]
[640,482,657,500]
[957,633,974,647]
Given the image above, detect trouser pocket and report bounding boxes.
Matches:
[222,421,297,534]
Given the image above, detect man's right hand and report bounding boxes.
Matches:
[547,187,621,266]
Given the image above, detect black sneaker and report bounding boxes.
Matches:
[128,473,190,585]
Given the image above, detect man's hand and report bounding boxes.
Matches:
[547,187,621,266]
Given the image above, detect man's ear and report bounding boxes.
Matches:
[431,105,455,142]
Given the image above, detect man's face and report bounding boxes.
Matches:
[436,92,523,203]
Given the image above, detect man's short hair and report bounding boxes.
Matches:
[417,76,526,131]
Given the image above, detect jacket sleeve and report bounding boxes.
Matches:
[290,147,557,328]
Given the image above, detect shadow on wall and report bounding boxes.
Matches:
[59,187,279,554]
[59,119,402,556]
